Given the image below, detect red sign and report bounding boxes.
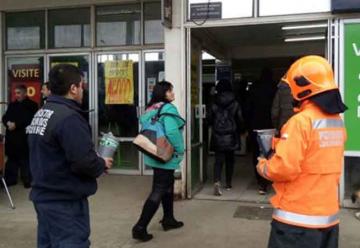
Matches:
[10,82,41,105]
[10,64,42,106]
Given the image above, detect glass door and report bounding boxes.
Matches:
[5,56,45,110]
[96,52,141,174]
[47,54,91,118]
[187,36,204,196]
[142,50,165,175]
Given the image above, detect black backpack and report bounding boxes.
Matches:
[212,103,237,135]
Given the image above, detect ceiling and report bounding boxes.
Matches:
[192,22,328,58]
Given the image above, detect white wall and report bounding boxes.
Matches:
[259,0,331,16]
[164,0,187,198]
[229,42,326,59]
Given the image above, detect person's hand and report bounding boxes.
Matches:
[7,121,16,131]
[103,157,113,170]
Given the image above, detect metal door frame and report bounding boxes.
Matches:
[186,28,204,198]
[94,50,143,175]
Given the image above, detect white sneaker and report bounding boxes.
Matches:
[214,182,222,196]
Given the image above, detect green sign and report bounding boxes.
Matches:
[344,23,360,154]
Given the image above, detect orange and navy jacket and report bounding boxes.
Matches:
[258,101,346,229]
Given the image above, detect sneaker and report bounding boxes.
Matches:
[214,182,222,196]
[258,186,267,195]
[355,212,360,221]
[225,185,232,191]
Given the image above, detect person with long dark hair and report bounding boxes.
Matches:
[132,81,185,242]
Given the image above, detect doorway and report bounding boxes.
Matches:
[187,21,330,201]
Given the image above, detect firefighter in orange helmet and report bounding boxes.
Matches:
[257,56,347,248]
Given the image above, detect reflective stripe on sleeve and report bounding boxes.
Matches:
[312,119,344,129]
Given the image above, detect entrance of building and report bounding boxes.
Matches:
[187,21,331,201]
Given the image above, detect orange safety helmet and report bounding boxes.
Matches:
[282,56,338,101]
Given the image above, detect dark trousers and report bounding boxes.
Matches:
[34,199,91,248]
[250,131,270,189]
[268,220,339,248]
[135,168,175,229]
[5,157,31,186]
[214,151,234,186]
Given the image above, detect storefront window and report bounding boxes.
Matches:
[48,8,91,48]
[144,2,164,44]
[6,11,45,50]
[97,53,140,170]
[145,52,165,103]
[49,55,90,119]
[96,4,141,46]
[7,57,44,107]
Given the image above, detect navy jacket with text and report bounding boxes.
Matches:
[27,95,105,203]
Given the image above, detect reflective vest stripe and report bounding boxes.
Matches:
[273,209,339,227]
[312,119,344,129]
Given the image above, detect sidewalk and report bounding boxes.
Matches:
[0,175,359,248]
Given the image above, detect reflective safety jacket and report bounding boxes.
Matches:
[258,101,346,229]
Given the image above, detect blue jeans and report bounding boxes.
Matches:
[34,199,91,248]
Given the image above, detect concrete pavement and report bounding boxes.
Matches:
[0,175,359,248]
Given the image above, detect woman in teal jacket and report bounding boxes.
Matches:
[132,81,185,242]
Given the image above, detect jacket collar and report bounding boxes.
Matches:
[46,95,85,114]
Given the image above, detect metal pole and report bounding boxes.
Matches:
[1,177,15,209]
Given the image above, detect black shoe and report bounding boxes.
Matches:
[225,185,232,191]
[160,218,184,231]
[132,226,153,242]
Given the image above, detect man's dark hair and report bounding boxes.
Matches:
[48,64,83,96]
[15,84,27,93]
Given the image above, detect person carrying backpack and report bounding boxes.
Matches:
[132,81,185,242]
[208,79,244,196]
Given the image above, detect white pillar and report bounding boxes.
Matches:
[164,0,187,198]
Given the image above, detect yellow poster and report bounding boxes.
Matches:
[105,60,134,105]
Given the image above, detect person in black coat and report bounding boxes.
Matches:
[2,85,38,188]
[208,79,244,196]
[248,68,277,195]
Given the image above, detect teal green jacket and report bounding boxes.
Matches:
[140,103,185,170]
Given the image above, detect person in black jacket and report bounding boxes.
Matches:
[208,79,244,196]
[2,85,38,188]
[248,68,276,195]
[27,64,113,248]
[271,81,295,134]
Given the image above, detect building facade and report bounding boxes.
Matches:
[1,0,360,205]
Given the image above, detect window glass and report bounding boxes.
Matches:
[48,8,91,48]
[6,11,45,50]
[7,57,44,107]
[96,4,141,46]
[144,2,164,44]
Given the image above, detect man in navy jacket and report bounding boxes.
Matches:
[27,64,113,248]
